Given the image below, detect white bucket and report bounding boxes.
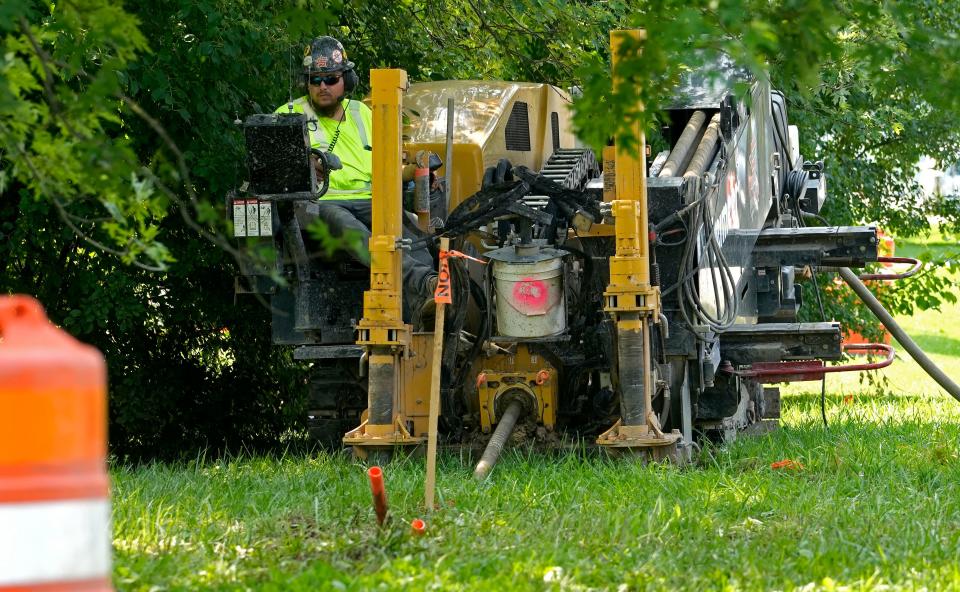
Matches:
[493,256,566,337]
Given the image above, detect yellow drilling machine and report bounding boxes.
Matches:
[232,30,895,471]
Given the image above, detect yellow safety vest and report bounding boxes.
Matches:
[275,97,373,200]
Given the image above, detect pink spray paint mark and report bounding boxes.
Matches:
[512,278,549,314]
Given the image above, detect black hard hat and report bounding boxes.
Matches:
[302,36,355,74]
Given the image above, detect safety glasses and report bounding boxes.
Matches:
[309,74,342,86]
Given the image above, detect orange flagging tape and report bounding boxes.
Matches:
[434,249,487,305]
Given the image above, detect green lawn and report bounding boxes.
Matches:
[112,231,960,591]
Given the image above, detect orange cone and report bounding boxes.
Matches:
[0,296,111,591]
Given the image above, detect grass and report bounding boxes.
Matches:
[112,229,960,591]
[112,394,960,591]
[895,224,959,261]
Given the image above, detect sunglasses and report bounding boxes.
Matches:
[309,74,342,86]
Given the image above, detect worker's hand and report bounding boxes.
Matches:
[311,154,325,178]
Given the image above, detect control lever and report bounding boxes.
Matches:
[310,149,343,198]
[311,149,343,172]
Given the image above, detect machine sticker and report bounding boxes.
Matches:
[513,278,549,315]
[315,56,328,68]
[245,200,259,236]
[232,199,246,237]
[258,202,272,236]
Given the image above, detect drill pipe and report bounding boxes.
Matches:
[683,113,721,180]
[659,111,706,178]
[474,399,525,480]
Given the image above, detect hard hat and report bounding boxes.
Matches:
[302,36,355,74]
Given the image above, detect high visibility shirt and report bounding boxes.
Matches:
[275,97,373,200]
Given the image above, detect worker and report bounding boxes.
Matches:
[277,36,438,323]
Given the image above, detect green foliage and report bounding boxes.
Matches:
[0,0,339,458]
[335,0,622,88]
[0,180,308,460]
[0,0,167,267]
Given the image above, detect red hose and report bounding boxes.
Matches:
[859,256,922,281]
[737,343,895,382]
[368,466,388,526]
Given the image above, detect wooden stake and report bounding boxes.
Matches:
[425,237,449,511]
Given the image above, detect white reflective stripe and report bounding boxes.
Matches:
[326,185,372,197]
[330,183,372,193]
[298,100,328,149]
[0,499,111,585]
[348,101,369,148]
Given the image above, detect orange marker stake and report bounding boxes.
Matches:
[771,459,805,471]
[411,518,426,536]
[368,466,388,526]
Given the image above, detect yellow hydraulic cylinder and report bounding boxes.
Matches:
[605,29,655,308]
[346,69,422,451]
[598,30,677,449]
[362,69,407,333]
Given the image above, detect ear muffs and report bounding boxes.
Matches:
[342,68,359,93]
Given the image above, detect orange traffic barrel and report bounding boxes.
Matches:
[0,296,111,591]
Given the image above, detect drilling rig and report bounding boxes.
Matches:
[232,29,901,470]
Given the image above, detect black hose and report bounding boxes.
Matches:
[674,183,738,338]
[556,243,593,332]
[455,276,489,384]
[792,176,828,426]
[438,257,470,429]
[839,267,960,402]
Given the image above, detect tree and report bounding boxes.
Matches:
[1,0,337,458]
